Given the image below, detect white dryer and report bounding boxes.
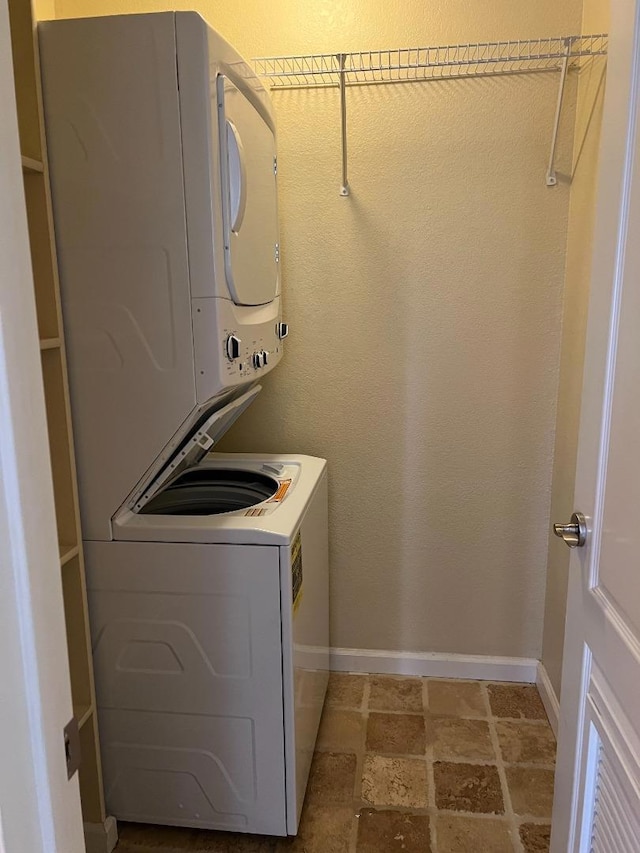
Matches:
[39,11,287,543]
[39,11,329,838]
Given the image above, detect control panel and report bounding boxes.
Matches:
[223,332,277,378]
[222,330,277,376]
[192,296,287,405]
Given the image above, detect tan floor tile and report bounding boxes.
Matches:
[116,822,199,849]
[366,712,426,755]
[520,822,552,852]
[317,709,366,754]
[326,673,367,709]
[189,830,278,851]
[116,822,278,851]
[361,755,428,808]
[276,805,354,853]
[368,676,424,713]
[496,720,557,764]
[435,814,514,852]
[487,684,547,720]
[428,717,495,761]
[427,680,486,717]
[506,767,555,818]
[356,809,431,852]
[434,762,504,814]
[306,751,357,806]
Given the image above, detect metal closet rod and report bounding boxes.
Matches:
[253,33,608,196]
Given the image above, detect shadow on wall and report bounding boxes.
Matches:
[571,59,607,177]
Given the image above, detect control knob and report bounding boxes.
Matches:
[252,351,264,369]
[276,322,289,340]
[225,334,241,361]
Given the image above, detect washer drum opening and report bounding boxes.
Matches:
[140,468,279,516]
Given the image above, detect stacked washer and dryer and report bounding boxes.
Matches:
[39,12,329,838]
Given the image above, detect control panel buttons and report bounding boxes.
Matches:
[252,350,270,369]
[276,322,289,340]
[225,334,241,361]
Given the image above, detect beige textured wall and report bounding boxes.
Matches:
[542,0,609,698]
[34,0,56,18]
[52,0,583,659]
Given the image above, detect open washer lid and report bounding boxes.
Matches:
[126,385,261,514]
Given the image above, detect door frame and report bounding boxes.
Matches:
[0,0,85,849]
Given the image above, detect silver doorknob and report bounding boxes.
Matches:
[553,512,587,548]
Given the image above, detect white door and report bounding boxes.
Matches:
[0,2,85,851]
[551,0,640,850]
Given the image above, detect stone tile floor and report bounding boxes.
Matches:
[114,675,556,853]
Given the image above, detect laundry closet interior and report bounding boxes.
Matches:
[9,0,609,848]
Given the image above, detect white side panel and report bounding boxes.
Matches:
[39,15,196,541]
[174,12,226,303]
[85,540,287,836]
[281,472,330,833]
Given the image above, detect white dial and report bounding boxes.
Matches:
[226,334,241,361]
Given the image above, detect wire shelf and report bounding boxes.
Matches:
[254,34,608,195]
[253,34,608,89]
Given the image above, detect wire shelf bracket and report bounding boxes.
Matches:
[338,53,349,196]
[546,39,572,186]
[253,34,608,195]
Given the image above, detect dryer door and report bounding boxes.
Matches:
[217,75,279,306]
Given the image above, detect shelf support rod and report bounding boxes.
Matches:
[338,53,350,196]
[546,38,572,187]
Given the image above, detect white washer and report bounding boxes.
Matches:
[39,12,329,837]
[88,450,328,837]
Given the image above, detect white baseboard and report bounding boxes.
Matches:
[330,647,538,683]
[536,661,560,737]
[84,816,118,853]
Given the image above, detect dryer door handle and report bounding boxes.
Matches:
[226,120,247,234]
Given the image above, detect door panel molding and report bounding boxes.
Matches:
[580,668,640,851]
